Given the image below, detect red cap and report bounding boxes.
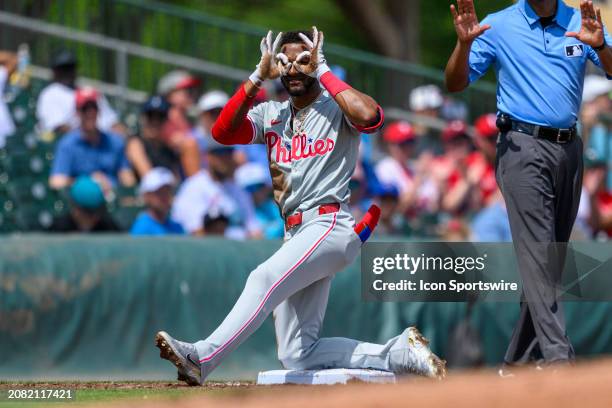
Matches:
[383,121,415,143]
[475,113,498,138]
[175,76,201,91]
[442,120,468,142]
[75,87,99,109]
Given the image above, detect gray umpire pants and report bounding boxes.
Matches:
[495,130,583,365]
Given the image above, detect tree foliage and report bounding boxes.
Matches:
[164,0,512,68]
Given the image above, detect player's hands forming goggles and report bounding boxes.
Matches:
[295,26,330,78]
[249,30,283,86]
[249,27,331,87]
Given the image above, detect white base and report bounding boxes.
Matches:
[256,368,396,385]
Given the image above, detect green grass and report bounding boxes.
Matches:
[0,381,253,408]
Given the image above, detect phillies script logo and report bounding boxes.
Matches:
[266,131,334,163]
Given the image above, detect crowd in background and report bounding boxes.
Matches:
[1,48,611,241]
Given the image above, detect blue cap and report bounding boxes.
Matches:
[373,183,399,198]
[70,176,105,209]
[142,95,170,114]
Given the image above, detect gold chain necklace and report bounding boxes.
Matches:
[291,105,310,138]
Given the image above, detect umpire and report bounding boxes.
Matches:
[445,0,612,371]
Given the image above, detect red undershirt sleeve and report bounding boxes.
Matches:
[211,85,257,145]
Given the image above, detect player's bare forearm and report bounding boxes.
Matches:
[596,45,612,76]
[333,88,380,128]
[445,40,472,93]
[244,80,260,100]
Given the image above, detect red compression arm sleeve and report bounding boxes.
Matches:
[319,71,351,98]
[211,85,256,145]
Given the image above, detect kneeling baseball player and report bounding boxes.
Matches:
[156,27,446,384]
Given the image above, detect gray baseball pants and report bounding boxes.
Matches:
[193,207,413,380]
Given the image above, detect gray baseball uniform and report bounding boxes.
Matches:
[192,91,426,380]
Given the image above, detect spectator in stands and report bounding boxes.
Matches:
[192,90,229,168]
[375,121,439,215]
[440,218,470,241]
[172,139,261,239]
[130,167,184,236]
[235,163,283,239]
[473,113,498,163]
[157,70,201,177]
[375,121,417,204]
[234,87,270,168]
[47,176,120,232]
[469,114,499,208]
[202,206,231,236]
[470,190,511,242]
[49,87,135,191]
[126,96,182,180]
[0,49,16,148]
[437,121,486,215]
[581,152,612,239]
[409,84,444,155]
[468,113,511,242]
[36,49,123,138]
[348,169,372,222]
[582,75,612,190]
[372,183,404,236]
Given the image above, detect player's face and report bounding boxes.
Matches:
[280,43,317,97]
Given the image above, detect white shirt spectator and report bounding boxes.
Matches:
[375,156,439,212]
[375,157,414,194]
[36,82,119,132]
[171,170,261,239]
[0,67,15,147]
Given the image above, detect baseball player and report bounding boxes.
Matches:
[156,27,446,385]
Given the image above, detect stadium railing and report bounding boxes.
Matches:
[0,0,497,118]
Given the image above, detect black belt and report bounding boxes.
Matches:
[497,114,577,144]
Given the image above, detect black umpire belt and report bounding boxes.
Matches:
[510,120,577,144]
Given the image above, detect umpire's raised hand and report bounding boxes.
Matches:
[565,0,606,48]
[450,0,491,45]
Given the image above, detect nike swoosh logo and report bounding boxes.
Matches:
[271,119,282,125]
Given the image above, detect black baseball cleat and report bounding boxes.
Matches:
[155,331,202,386]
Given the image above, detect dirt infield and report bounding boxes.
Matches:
[98,359,612,408]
